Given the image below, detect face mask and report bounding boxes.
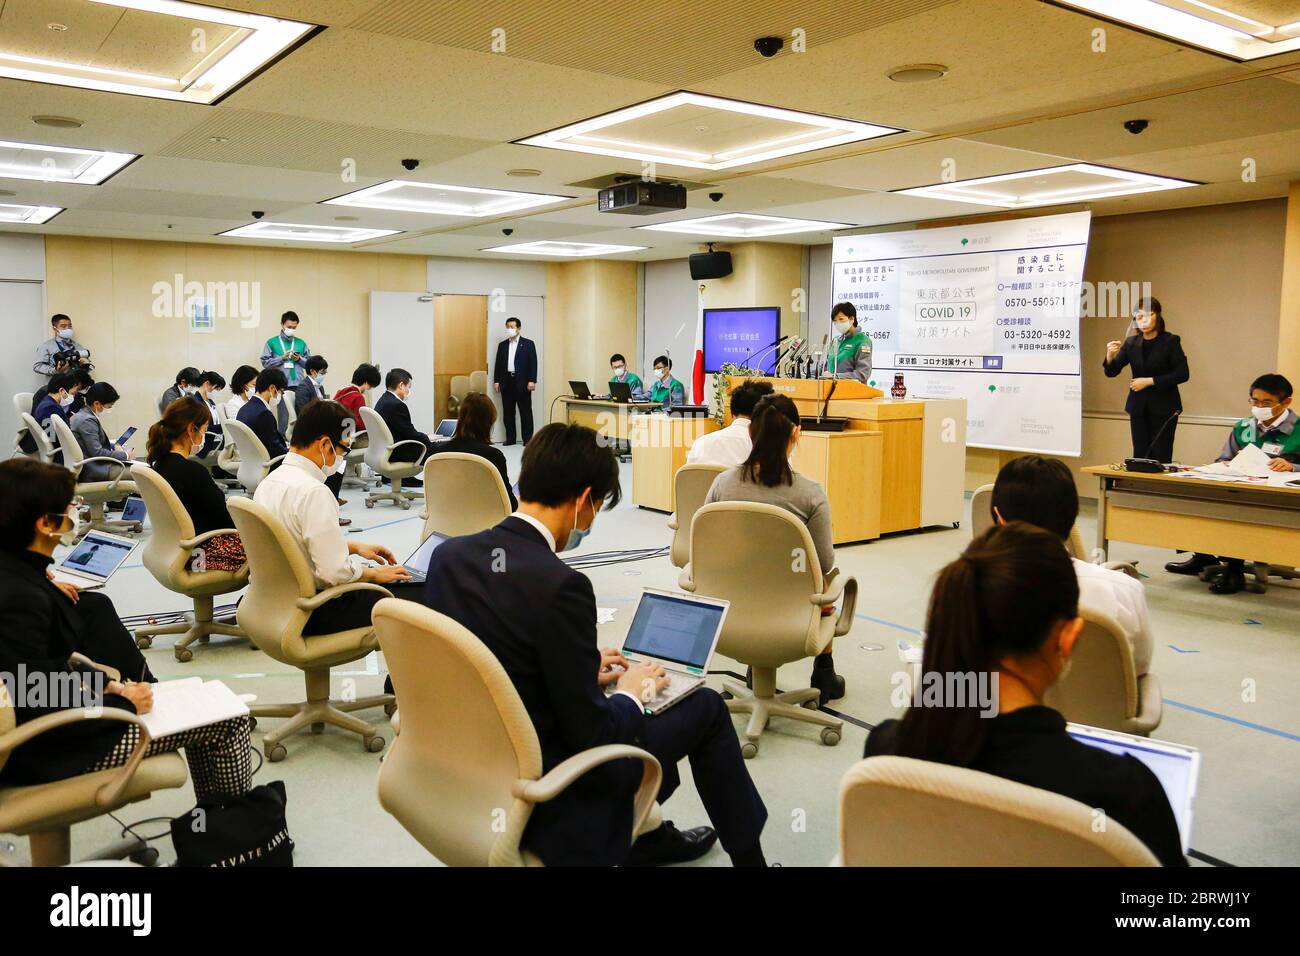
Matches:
[612,367,626,379]
[283,328,295,339]
[46,508,79,546]
[507,328,519,338]
[1252,405,1278,423]
[181,385,195,396]
[191,441,205,456]
[57,328,74,340]
[58,393,73,407]
[268,392,281,408]
[316,375,326,388]
[560,496,595,553]
[653,368,665,381]
[98,406,112,417]
[834,320,851,335]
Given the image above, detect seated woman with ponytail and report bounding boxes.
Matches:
[147,398,246,572]
[702,393,844,705]
[864,522,1186,866]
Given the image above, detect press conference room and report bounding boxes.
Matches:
[1,0,1297,910]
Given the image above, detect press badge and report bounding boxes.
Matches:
[1262,442,1283,456]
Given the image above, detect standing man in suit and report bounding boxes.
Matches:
[374,368,432,486]
[493,316,537,446]
[1102,296,1189,464]
[419,423,768,867]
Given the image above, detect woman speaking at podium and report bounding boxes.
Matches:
[1102,296,1189,463]
[828,302,872,384]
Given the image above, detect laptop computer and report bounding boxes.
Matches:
[1067,722,1201,851]
[569,380,593,399]
[50,530,137,590]
[399,529,450,584]
[608,380,633,403]
[432,418,457,442]
[607,588,729,715]
[120,495,147,525]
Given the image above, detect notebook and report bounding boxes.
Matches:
[139,677,250,739]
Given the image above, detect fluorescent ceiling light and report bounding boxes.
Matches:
[481,240,646,257]
[516,92,900,171]
[324,181,569,217]
[0,139,137,184]
[895,163,1198,207]
[219,221,400,243]
[639,213,855,237]
[0,0,316,104]
[1048,1,1300,60]
[0,202,64,224]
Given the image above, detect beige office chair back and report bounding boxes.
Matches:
[132,464,198,582]
[971,482,1089,559]
[447,375,471,417]
[13,392,33,420]
[358,406,398,472]
[689,501,828,667]
[20,412,56,463]
[223,419,276,494]
[839,756,1159,866]
[1044,602,1147,730]
[669,464,729,568]
[50,414,86,472]
[420,452,512,539]
[468,370,488,394]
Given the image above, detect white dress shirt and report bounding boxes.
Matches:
[225,394,248,420]
[1073,557,1155,676]
[254,453,360,589]
[686,417,752,467]
[507,337,518,373]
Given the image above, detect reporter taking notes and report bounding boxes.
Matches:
[1102,296,1189,463]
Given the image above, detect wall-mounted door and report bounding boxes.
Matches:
[434,295,487,424]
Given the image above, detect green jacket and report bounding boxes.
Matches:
[650,376,686,408]
[610,371,643,392]
[833,330,872,384]
[1220,410,1300,465]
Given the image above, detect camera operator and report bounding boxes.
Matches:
[34,314,91,381]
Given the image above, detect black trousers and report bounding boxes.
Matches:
[500,375,534,443]
[76,590,155,682]
[390,438,435,465]
[1129,406,1178,463]
[301,581,425,636]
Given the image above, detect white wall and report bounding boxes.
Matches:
[809,243,833,346]
[0,232,47,452]
[427,257,546,298]
[642,258,697,382]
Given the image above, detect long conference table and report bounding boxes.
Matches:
[1083,465,1300,567]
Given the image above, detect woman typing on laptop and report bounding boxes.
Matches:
[0,459,251,799]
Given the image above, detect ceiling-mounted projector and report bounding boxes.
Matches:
[598,181,687,215]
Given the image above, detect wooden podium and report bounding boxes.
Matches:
[630,414,720,512]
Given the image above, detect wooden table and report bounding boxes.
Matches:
[1083,465,1300,565]
[559,397,659,441]
[630,414,720,512]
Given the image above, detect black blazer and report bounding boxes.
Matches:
[493,337,538,389]
[375,391,430,447]
[866,707,1187,867]
[421,517,647,865]
[0,550,135,785]
[236,396,288,458]
[429,437,518,510]
[1102,331,1189,417]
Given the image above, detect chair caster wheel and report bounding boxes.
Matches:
[820,728,841,747]
[365,499,375,509]
[364,734,386,754]
[266,743,287,763]
[802,699,819,710]
[135,635,152,649]
[310,721,325,734]
[384,701,397,717]
[740,741,758,759]
[399,499,411,510]
[174,646,193,663]
[129,846,159,867]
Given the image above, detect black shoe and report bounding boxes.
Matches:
[1165,553,1216,576]
[503,440,516,446]
[401,477,423,489]
[625,822,717,867]
[810,663,845,706]
[1209,568,1246,595]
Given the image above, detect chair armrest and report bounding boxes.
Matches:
[813,573,858,637]
[677,565,694,592]
[295,581,393,612]
[1103,561,1141,580]
[811,569,848,606]
[178,527,240,550]
[78,456,130,489]
[0,707,153,808]
[265,454,287,470]
[68,652,121,683]
[387,439,428,466]
[666,512,678,532]
[513,744,662,841]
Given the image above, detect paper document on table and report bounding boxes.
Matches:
[596,607,618,624]
[1229,442,1275,478]
[139,677,249,739]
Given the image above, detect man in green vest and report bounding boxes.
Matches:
[261,311,310,431]
[1166,372,1298,594]
[650,355,685,409]
[827,301,872,384]
[609,352,643,394]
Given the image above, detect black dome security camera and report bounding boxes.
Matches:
[708,192,724,203]
[754,36,783,58]
[401,158,420,170]
[1123,119,1149,135]
[251,210,265,219]
[502,228,514,236]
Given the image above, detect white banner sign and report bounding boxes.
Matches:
[832,211,1091,455]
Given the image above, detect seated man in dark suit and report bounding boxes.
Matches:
[420,423,768,867]
[374,367,433,486]
[293,354,330,414]
[236,367,290,460]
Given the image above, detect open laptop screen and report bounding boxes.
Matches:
[403,530,449,576]
[1068,723,1200,851]
[60,532,135,580]
[435,419,456,438]
[622,591,726,672]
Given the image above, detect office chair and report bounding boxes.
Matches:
[372,599,662,866]
[222,420,286,496]
[447,375,470,418]
[341,430,374,489]
[227,498,394,761]
[49,417,139,534]
[838,756,1159,866]
[1043,601,1161,736]
[970,482,1124,567]
[18,412,57,464]
[667,463,729,568]
[12,392,33,456]
[468,370,488,395]
[0,666,188,867]
[358,406,425,509]
[679,501,852,757]
[418,452,512,540]
[128,465,249,661]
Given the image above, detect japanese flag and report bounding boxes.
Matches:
[692,285,705,403]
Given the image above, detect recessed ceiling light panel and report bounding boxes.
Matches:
[324,181,569,217]
[895,163,1198,208]
[219,221,400,243]
[0,202,64,224]
[516,91,901,171]
[481,240,646,257]
[0,0,317,104]
[1048,1,1300,60]
[0,139,137,184]
[639,213,854,237]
